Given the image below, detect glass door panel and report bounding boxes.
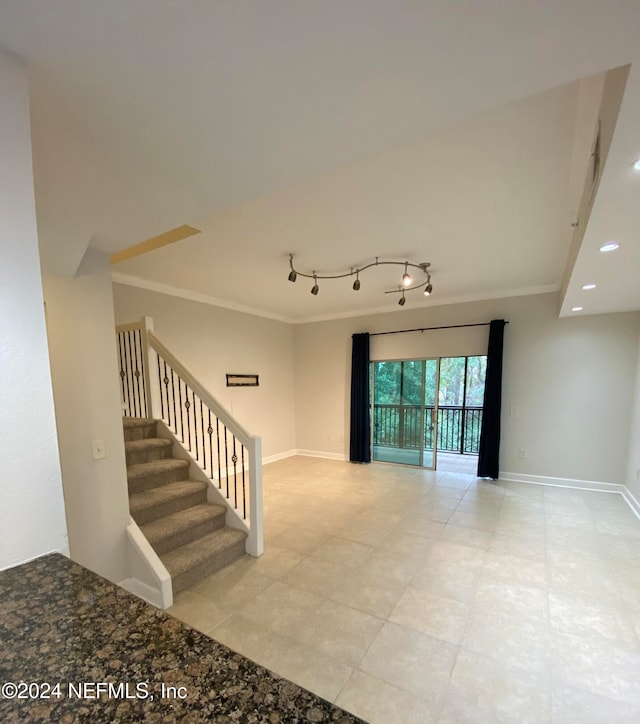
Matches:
[397,360,422,467]
[372,358,438,469]
[423,358,438,469]
[372,361,401,462]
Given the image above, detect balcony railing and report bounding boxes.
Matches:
[373,404,483,454]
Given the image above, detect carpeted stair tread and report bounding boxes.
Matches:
[123,417,156,428]
[163,527,247,591]
[123,418,158,441]
[140,504,226,551]
[129,480,207,516]
[125,438,172,453]
[127,458,189,481]
[125,437,173,465]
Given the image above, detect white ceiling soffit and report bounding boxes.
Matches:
[0,0,638,318]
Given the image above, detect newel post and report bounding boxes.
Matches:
[247,435,264,557]
[140,316,161,420]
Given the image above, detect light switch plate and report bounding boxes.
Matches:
[91,439,106,460]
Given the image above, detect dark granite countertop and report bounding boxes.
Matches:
[0,554,365,723]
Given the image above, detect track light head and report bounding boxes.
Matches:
[424,283,432,296]
[288,270,297,283]
[311,275,319,295]
[353,271,360,291]
[398,294,406,306]
[402,262,412,287]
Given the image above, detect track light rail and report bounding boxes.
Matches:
[287,254,433,305]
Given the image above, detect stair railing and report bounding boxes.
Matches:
[116,318,263,556]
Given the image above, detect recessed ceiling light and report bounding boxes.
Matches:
[599,241,620,252]
[581,283,597,290]
[571,306,583,312]
[633,157,640,172]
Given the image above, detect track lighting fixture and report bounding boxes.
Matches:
[288,254,433,306]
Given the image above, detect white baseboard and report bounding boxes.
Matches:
[261,448,346,463]
[500,471,626,494]
[500,471,640,520]
[296,449,347,461]
[622,486,640,519]
[118,578,164,609]
[263,449,297,465]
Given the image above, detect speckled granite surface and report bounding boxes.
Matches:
[0,554,365,723]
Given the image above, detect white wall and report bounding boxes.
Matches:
[0,50,68,569]
[112,283,297,459]
[294,292,640,485]
[43,250,130,583]
[626,336,640,500]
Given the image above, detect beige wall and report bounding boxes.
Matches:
[626,336,640,500]
[0,50,68,569]
[44,250,130,583]
[112,283,296,459]
[294,292,640,485]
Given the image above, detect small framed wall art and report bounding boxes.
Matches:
[226,373,259,387]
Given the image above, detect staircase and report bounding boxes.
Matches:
[124,417,247,594]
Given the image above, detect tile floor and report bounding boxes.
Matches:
[168,456,640,723]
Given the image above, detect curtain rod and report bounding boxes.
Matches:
[370,321,508,337]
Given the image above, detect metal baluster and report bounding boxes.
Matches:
[123,332,133,416]
[157,355,165,421]
[170,369,177,434]
[241,446,246,519]
[138,330,148,417]
[118,334,127,415]
[192,391,198,459]
[207,410,214,479]
[162,361,171,428]
[232,436,238,508]
[224,427,229,498]
[216,419,222,488]
[184,383,191,450]
[125,331,134,417]
[132,330,142,417]
[131,331,141,417]
[177,375,184,442]
[200,399,205,471]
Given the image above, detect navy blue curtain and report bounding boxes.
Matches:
[349,333,371,463]
[477,319,506,479]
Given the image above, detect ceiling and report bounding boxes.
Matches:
[0,0,638,323]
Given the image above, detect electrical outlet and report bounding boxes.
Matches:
[519,449,527,459]
[509,406,519,415]
[91,439,106,460]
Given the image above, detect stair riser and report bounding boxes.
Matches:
[150,514,226,556]
[172,538,246,594]
[127,465,189,494]
[126,445,173,466]
[131,489,208,526]
[123,423,158,442]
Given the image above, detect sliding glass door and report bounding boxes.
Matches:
[372,359,439,469]
[371,355,486,469]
